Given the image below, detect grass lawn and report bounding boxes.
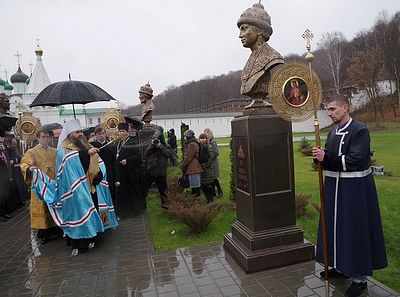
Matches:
[147,127,400,292]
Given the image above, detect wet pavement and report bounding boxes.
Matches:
[0,206,398,297]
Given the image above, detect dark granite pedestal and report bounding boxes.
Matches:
[138,126,156,161]
[224,107,315,273]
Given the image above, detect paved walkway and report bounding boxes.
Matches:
[0,206,398,297]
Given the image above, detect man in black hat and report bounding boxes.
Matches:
[114,122,145,218]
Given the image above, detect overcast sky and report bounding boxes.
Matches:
[1,0,399,107]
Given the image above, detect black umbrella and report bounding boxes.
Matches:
[0,113,17,129]
[42,122,63,132]
[124,115,143,130]
[30,79,115,118]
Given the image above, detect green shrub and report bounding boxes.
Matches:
[295,193,311,217]
[165,193,222,235]
[299,137,313,156]
[384,171,393,177]
[166,176,185,195]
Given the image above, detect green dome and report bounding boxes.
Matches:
[26,76,31,84]
[4,81,13,91]
[0,77,6,86]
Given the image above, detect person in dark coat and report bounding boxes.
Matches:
[90,127,118,205]
[312,94,387,297]
[204,128,223,197]
[114,123,145,218]
[167,128,177,166]
[181,130,202,197]
[143,134,171,209]
[0,136,12,221]
[199,133,217,203]
[6,137,27,208]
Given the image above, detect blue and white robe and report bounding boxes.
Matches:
[96,159,118,230]
[31,148,118,239]
[316,118,387,277]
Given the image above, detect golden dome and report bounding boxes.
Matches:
[35,46,43,56]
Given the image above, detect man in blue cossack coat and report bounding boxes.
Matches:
[312,94,387,297]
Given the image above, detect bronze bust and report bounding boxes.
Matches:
[238,3,284,108]
[138,82,155,126]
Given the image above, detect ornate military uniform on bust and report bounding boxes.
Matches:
[237,2,284,108]
[139,82,155,126]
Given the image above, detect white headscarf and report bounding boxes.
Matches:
[57,119,82,148]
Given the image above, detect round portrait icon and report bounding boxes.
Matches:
[21,122,35,135]
[284,78,309,107]
[106,117,118,129]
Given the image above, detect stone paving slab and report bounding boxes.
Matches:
[0,206,398,297]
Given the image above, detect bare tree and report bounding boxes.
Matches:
[347,48,384,119]
[374,11,400,116]
[318,31,348,94]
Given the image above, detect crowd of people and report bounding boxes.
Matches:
[0,135,27,221]
[0,93,390,297]
[0,119,222,256]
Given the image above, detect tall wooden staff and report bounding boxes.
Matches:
[268,29,329,297]
[303,29,330,296]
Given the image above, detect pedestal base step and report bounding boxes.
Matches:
[224,233,315,273]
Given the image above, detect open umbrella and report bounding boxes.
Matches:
[124,115,143,130]
[0,113,17,129]
[42,122,63,132]
[30,79,115,118]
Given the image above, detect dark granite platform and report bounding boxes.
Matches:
[0,207,397,297]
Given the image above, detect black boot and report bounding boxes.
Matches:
[214,179,223,197]
[192,187,201,197]
[345,282,367,297]
[204,185,214,203]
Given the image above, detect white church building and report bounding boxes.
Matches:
[1,43,107,126]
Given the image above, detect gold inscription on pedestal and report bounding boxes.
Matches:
[235,138,249,193]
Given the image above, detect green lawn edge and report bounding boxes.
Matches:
[146,127,400,292]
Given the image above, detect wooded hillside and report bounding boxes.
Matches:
[125,11,399,117]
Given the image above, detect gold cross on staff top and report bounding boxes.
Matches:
[36,38,40,47]
[15,50,22,66]
[302,29,314,52]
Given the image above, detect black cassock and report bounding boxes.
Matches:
[115,135,145,218]
[90,140,118,205]
[6,147,27,210]
[316,118,387,277]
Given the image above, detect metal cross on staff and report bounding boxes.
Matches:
[303,29,330,296]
